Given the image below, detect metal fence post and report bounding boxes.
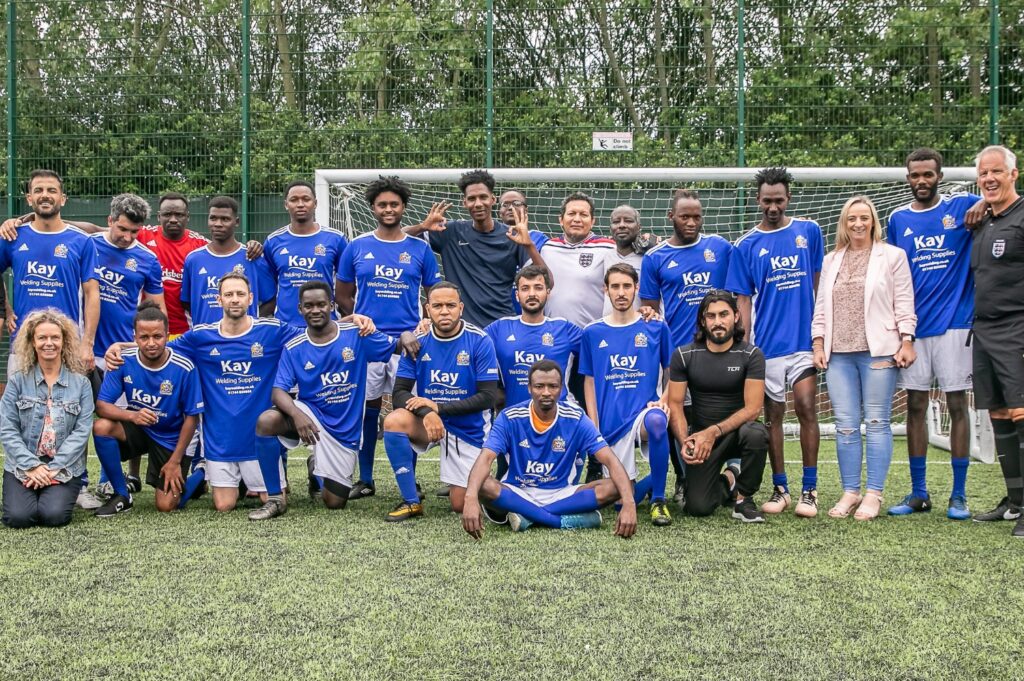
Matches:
[6,0,17,216]
[736,0,746,168]
[989,0,1000,144]
[241,0,252,241]
[485,0,495,168]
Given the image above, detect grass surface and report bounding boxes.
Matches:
[1,441,1021,680]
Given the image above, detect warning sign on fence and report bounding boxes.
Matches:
[592,132,633,151]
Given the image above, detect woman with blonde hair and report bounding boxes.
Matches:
[812,196,917,520]
[1,309,93,528]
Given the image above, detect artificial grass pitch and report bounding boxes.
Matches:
[0,441,1020,680]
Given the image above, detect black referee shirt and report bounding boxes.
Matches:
[971,195,1024,322]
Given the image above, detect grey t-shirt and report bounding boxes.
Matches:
[428,219,530,328]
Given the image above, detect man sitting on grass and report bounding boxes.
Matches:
[461,359,637,538]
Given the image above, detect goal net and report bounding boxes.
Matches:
[315,168,991,461]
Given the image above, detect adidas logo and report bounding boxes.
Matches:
[363,252,375,259]
[506,334,516,341]
[198,267,207,274]
[17,243,28,252]
[124,375,133,384]
[396,466,411,475]
[210,348,220,356]
[667,260,678,268]
[304,361,315,370]
[758,248,770,257]
[903,227,913,237]
[519,439,529,447]
[599,340,608,348]
[280,247,289,254]
[421,353,432,361]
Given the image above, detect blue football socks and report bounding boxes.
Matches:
[950,457,969,499]
[909,455,928,498]
[383,432,420,504]
[255,435,283,496]
[357,407,381,485]
[644,409,670,501]
[802,466,817,491]
[94,435,129,498]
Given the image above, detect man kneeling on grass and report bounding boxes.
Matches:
[461,360,637,538]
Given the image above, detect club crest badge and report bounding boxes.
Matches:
[942,214,957,230]
[251,342,264,358]
[54,243,68,258]
[456,350,470,366]
[342,347,355,362]
[399,251,411,264]
[125,258,138,272]
[541,333,554,346]
[552,436,566,452]
[314,244,327,256]
[993,239,1006,258]
[795,235,808,249]
[704,248,716,263]
[232,263,245,275]
[159,380,174,396]
[579,253,594,267]
[634,333,648,348]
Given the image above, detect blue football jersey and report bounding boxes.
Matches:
[91,234,164,357]
[485,400,607,490]
[725,219,824,359]
[180,245,275,327]
[97,348,204,451]
[274,323,396,448]
[396,322,500,446]
[887,193,978,338]
[336,233,441,335]
[0,224,98,333]
[639,234,733,348]
[485,315,581,406]
[170,317,298,462]
[578,317,672,443]
[263,226,348,326]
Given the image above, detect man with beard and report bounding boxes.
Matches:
[886,148,985,520]
[257,281,415,510]
[180,196,275,326]
[461,359,637,538]
[579,263,673,526]
[667,291,769,521]
[726,167,824,518]
[335,176,441,501]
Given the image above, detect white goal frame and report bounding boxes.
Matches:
[314,167,993,461]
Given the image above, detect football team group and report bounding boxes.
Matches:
[1,144,1023,540]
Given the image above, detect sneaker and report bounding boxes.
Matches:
[794,488,818,518]
[306,455,321,501]
[126,475,143,494]
[75,488,104,510]
[348,481,376,501]
[560,510,603,530]
[887,494,932,516]
[435,485,451,498]
[96,481,114,499]
[507,512,533,532]
[1013,518,1024,539]
[248,496,287,521]
[482,504,509,525]
[584,461,603,484]
[95,494,133,518]
[947,496,972,520]
[385,501,423,522]
[672,479,686,510]
[761,486,791,514]
[973,497,1022,522]
[650,500,672,527]
[732,498,765,523]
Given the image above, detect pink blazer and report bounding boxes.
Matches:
[811,243,916,361]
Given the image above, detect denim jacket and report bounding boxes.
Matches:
[1,364,93,478]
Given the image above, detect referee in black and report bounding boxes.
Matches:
[968,145,1024,536]
[666,290,769,522]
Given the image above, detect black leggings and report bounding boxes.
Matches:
[684,422,768,516]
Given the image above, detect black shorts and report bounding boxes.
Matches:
[119,422,192,491]
[972,320,1024,410]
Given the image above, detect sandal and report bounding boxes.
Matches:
[828,491,862,518]
[854,492,883,521]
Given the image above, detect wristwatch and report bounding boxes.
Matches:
[901,334,915,343]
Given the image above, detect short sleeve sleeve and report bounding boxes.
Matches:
[143,255,164,295]
[577,329,594,377]
[724,244,754,296]
[182,367,204,415]
[421,244,442,287]
[337,241,356,283]
[180,256,194,306]
[482,411,511,455]
[746,347,766,381]
[360,330,397,363]
[668,346,688,383]
[474,334,500,382]
[658,322,673,369]
[638,253,660,301]
[96,365,125,404]
[810,223,824,273]
[274,350,298,392]
[79,238,99,283]
[397,346,418,380]
[577,414,608,458]
[566,322,583,356]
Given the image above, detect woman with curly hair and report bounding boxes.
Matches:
[1,308,93,528]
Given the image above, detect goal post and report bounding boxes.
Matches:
[313,167,992,462]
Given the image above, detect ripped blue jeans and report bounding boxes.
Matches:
[825,351,899,492]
